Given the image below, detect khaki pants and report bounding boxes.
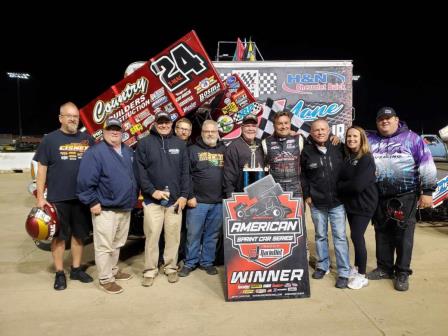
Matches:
[92,210,130,284]
[143,203,182,277]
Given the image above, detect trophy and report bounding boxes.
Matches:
[243,143,265,187]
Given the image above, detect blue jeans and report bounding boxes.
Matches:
[185,203,223,268]
[310,204,350,278]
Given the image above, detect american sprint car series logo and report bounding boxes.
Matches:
[224,182,303,268]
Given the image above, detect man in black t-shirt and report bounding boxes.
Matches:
[34,102,94,290]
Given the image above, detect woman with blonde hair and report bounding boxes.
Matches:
[337,126,378,289]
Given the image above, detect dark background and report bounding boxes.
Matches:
[1,6,446,136]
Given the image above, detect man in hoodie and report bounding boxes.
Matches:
[179,120,226,277]
[300,118,350,289]
[135,111,189,287]
[367,107,437,291]
[77,118,138,294]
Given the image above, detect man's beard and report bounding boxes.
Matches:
[66,123,78,134]
[203,137,217,147]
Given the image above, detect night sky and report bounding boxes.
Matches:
[1,7,446,136]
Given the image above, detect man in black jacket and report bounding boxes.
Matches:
[223,114,264,197]
[135,111,189,287]
[300,119,350,288]
[179,120,226,277]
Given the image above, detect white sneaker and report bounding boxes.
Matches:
[348,273,368,290]
[349,266,359,279]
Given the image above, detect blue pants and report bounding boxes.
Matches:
[185,203,223,268]
[310,204,350,278]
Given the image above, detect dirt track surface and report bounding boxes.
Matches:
[1,173,447,336]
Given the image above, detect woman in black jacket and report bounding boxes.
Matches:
[338,126,378,290]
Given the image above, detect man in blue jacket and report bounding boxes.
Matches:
[135,111,189,287]
[77,118,138,294]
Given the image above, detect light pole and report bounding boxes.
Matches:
[7,72,30,142]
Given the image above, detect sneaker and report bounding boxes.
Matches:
[335,277,349,289]
[54,271,67,290]
[394,273,409,291]
[142,277,155,287]
[100,282,123,294]
[349,266,359,279]
[312,268,329,279]
[178,266,194,277]
[70,267,93,283]
[367,268,394,280]
[167,272,179,283]
[199,265,218,275]
[115,271,133,281]
[348,274,369,290]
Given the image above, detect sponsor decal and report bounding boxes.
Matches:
[194,76,217,94]
[217,115,234,134]
[142,115,155,128]
[92,77,148,124]
[199,83,221,102]
[290,100,344,121]
[121,132,130,142]
[130,123,143,135]
[433,175,448,207]
[150,87,165,102]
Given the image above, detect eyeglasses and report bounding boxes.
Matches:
[176,127,191,132]
[60,114,79,119]
[202,130,218,134]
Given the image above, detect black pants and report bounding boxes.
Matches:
[347,214,370,274]
[373,193,418,275]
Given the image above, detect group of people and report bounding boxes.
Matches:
[34,101,437,294]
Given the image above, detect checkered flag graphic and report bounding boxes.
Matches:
[259,73,277,96]
[256,98,312,139]
[219,70,276,98]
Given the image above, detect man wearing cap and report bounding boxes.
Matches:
[34,102,94,290]
[223,114,264,197]
[135,111,189,286]
[77,118,138,294]
[367,107,437,291]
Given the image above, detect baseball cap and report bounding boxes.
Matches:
[155,111,171,122]
[104,118,122,130]
[376,107,397,120]
[242,114,258,125]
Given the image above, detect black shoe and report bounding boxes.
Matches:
[54,271,67,290]
[178,266,194,277]
[312,268,329,279]
[199,265,218,275]
[367,268,394,280]
[70,266,93,283]
[335,277,349,289]
[394,273,409,291]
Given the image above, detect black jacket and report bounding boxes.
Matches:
[337,153,379,216]
[135,127,189,206]
[188,138,226,204]
[300,139,344,209]
[223,137,264,198]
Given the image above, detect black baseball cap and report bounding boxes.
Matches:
[155,111,171,122]
[376,107,397,120]
[242,114,258,125]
